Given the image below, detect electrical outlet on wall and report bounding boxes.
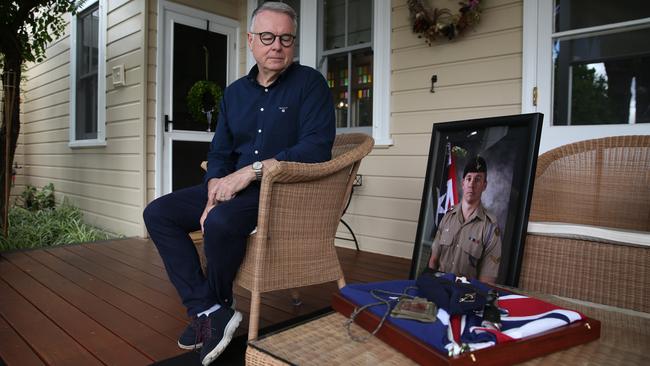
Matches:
[112,64,125,87]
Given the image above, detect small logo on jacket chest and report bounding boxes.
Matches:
[278,106,288,113]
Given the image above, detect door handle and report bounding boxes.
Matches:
[164,114,172,132]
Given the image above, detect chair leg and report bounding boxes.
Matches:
[337,277,346,289]
[290,290,302,306]
[248,292,261,341]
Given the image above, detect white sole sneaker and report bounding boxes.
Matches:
[201,310,242,366]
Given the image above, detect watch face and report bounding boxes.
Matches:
[253,161,263,170]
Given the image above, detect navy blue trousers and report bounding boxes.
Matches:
[143,183,259,316]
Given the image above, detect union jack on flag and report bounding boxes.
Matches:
[340,280,585,356]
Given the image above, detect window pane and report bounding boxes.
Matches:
[76,4,99,140]
[324,0,346,49]
[552,28,650,125]
[348,0,371,45]
[326,54,348,127]
[351,49,372,127]
[554,0,650,32]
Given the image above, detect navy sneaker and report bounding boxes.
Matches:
[177,316,203,349]
[199,307,242,365]
[177,300,237,350]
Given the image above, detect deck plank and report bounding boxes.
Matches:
[0,256,152,365]
[4,251,183,361]
[0,275,103,365]
[0,239,411,365]
[24,249,188,342]
[0,315,46,366]
[68,244,178,296]
[45,246,188,318]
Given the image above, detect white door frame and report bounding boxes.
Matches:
[522,0,650,153]
[155,1,239,197]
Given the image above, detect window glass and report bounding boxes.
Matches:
[554,0,650,32]
[321,0,373,129]
[324,0,346,49]
[351,49,372,127]
[348,0,371,45]
[552,27,650,125]
[76,4,99,140]
[326,54,348,127]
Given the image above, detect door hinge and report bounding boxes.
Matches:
[532,86,538,107]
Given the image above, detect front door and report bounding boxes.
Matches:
[161,5,238,194]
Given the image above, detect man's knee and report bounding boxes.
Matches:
[203,208,253,239]
[143,196,167,228]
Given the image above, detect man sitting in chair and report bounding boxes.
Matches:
[143,2,335,365]
[428,156,502,284]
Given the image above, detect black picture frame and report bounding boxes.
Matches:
[409,113,543,286]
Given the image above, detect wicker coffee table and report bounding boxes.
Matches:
[247,312,417,366]
[246,292,650,366]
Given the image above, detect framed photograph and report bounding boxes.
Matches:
[410,113,543,286]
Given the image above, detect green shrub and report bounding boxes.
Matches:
[18,183,56,211]
[0,203,113,252]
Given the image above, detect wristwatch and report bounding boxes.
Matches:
[252,161,263,181]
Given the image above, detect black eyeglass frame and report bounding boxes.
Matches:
[250,32,296,47]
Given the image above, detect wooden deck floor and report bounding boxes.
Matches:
[0,238,411,365]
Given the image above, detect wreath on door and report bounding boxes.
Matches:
[186,80,223,126]
[407,0,482,44]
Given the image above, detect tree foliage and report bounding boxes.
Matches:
[1,0,80,236]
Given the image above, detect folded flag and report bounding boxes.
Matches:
[340,280,585,356]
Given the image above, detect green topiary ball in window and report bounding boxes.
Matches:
[186,80,223,126]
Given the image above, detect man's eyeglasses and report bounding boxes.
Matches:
[251,32,296,47]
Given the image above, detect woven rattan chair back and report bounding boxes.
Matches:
[529,135,650,231]
[520,135,650,312]
[234,133,374,339]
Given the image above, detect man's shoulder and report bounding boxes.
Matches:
[478,204,498,225]
[286,63,324,81]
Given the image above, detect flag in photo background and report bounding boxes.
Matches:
[436,142,459,226]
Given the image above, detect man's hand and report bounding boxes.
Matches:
[200,202,216,234]
[206,159,279,204]
[428,254,437,270]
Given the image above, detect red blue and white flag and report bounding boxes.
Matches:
[436,142,458,226]
[340,280,585,356]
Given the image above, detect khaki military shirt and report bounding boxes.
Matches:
[431,203,502,279]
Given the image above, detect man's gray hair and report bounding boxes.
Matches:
[250,1,298,33]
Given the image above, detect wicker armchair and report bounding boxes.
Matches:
[519,135,650,312]
[198,133,374,340]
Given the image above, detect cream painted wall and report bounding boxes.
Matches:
[335,0,524,258]
[17,0,149,237]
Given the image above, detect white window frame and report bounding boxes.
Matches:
[69,0,107,148]
[246,0,392,146]
[522,0,650,153]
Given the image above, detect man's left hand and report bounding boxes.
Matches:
[214,159,278,202]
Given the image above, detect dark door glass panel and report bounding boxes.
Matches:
[173,23,227,131]
[172,141,210,191]
[554,0,650,32]
[553,28,650,125]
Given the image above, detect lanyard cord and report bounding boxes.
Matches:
[345,286,419,342]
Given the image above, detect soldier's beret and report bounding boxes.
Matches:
[463,156,487,178]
